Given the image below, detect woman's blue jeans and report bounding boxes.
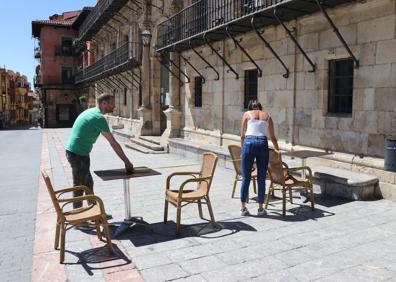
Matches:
[240,136,269,204]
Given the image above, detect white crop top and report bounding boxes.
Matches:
[245,111,269,137]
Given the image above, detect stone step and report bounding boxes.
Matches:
[130,137,165,151]
[112,128,134,142]
[125,139,167,154]
[138,135,162,146]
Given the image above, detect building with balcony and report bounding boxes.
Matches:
[32,9,92,127]
[0,69,32,128]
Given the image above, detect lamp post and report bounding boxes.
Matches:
[140,30,151,109]
[141,30,152,47]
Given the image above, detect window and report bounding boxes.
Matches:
[124,88,127,106]
[61,67,73,84]
[61,37,73,55]
[194,77,203,107]
[244,69,258,109]
[328,58,354,115]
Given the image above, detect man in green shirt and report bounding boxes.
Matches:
[65,93,134,209]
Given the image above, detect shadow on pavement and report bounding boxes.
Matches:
[64,243,131,276]
[108,220,256,246]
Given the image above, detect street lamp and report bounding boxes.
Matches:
[141,30,152,47]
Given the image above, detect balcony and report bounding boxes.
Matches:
[156,0,354,52]
[78,0,130,42]
[74,41,141,84]
[55,46,76,57]
[33,75,42,87]
[34,47,41,59]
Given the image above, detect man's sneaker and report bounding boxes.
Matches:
[240,207,250,216]
[257,208,267,216]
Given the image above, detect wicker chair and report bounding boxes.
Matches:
[41,170,113,263]
[164,152,218,235]
[228,144,257,202]
[265,150,315,215]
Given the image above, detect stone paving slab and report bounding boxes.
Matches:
[32,128,396,282]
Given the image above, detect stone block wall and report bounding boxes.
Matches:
[179,0,396,158]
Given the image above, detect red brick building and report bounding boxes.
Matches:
[32,9,91,127]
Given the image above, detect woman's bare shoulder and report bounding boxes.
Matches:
[260,111,270,120]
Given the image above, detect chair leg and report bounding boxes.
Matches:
[198,200,203,219]
[288,187,293,204]
[309,186,315,210]
[253,177,257,194]
[265,182,272,209]
[231,176,238,198]
[95,220,102,240]
[206,197,215,222]
[60,223,66,264]
[102,215,113,254]
[164,199,169,223]
[282,186,287,216]
[176,202,182,235]
[54,221,60,250]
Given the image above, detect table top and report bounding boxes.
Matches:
[94,166,161,181]
[282,150,332,159]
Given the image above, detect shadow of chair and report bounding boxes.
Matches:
[228,144,257,201]
[164,152,218,235]
[41,170,113,263]
[265,150,315,216]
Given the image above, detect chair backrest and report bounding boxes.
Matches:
[268,150,286,185]
[41,170,65,220]
[198,152,218,195]
[228,144,242,175]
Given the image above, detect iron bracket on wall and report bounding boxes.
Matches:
[252,16,290,78]
[157,55,184,87]
[274,8,316,72]
[119,72,139,89]
[189,40,219,81]
[204,31,239,79]
[225,25,262,77]
[177,47,206,84]
[315,0,359,68]
[112,75,129,89]
[100,79,114,90]
[106,77,121,89]
[95,81,105,93]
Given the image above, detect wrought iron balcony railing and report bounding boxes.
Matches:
[157,0,284,51]
[33,75,42,87]
[74,41,141,84]
[34,47,41,59]
[78,0,129,42]
[156,0,353,52]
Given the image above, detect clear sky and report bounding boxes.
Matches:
[0,0,96,85]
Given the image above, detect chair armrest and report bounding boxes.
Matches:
[59,195,105,213]
[178,176,212,197]
[55,185,91,198]
[166,172,200,190]
[287,166,312,178]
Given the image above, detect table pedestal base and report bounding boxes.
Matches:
[113,216,150,237]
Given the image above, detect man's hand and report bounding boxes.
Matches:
[125,160,134,174]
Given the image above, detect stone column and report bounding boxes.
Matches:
[138,30,153,135]
[162,51,182,138]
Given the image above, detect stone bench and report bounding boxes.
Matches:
[313,166,379,200]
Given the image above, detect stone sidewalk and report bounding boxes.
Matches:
[33,128,396,282]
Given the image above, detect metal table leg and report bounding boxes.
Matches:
[113,178,149,237]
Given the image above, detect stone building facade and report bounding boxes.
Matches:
[155,0,396,160]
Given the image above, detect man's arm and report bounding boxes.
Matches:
[101,132,134,172]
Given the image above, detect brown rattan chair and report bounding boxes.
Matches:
[164,152,218,235]
[41,170,113,263]
[228,144,257,201]
[265,150,315,215]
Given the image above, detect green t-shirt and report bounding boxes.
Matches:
[65,108,110,156]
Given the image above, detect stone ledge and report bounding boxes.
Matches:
[314,166,379,200]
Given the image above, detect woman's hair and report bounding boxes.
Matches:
[247,100,262,111]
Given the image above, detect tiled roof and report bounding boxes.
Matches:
[32,19,74,26]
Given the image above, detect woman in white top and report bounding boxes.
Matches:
[240,100,279,216]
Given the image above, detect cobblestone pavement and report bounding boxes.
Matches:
[33,128,396,282]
